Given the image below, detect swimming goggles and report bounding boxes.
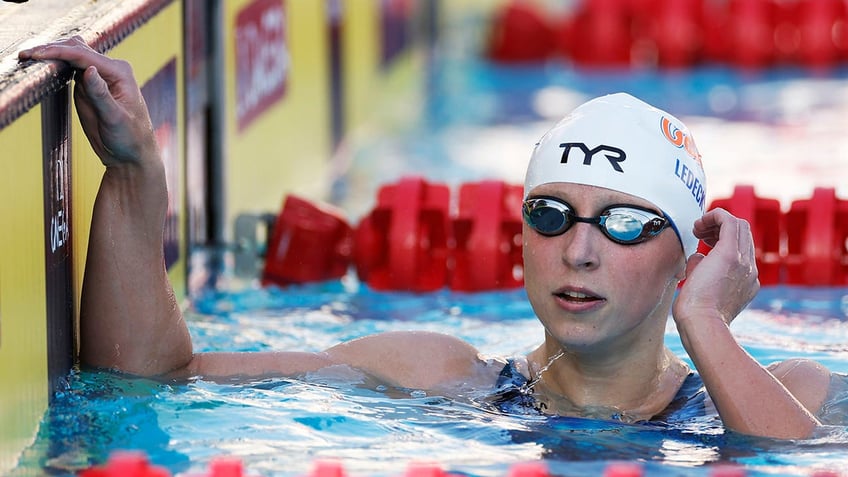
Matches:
[522,196,670,245]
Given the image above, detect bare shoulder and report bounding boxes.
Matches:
[768,358,832,415]
[326,330,493,391]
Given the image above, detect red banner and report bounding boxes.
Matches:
[235,0,288,132]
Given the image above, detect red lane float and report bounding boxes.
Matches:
[354,177,451,292]
[647,0,703,69]
[709,465,748,477]
[486,1,556,63]
[704,185,783,285]
[725,0,775,69]
[794,0,846,68]
[701,185,848,286]
[571,0,631,66]
[262,195,353,287]
[309,461,346,477]
[784,187,848,286]
[84,452,840,477]
[700,0,729,64]
[506,462,549,477]
[602,461,644,477]
[261,178,847,290]
[79,451,169,477]
[567,0,632,68]
[189,457,263,477]
[485,0,848,69]
[450,180,524,291]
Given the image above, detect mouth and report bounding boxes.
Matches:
[553,288,604,304]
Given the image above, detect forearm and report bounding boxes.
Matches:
[677,313,819,439]
[79,152,192,376]
[21,38,195,375]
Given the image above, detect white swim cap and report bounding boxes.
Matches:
[524,92,706,257]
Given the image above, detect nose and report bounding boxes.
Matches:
[560,222,601,270]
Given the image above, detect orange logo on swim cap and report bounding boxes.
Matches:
[661,116,702,167]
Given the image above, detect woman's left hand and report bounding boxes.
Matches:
[672,209,826,440]
[673,208,760,327]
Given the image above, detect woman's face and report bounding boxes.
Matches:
[522,182,687,353]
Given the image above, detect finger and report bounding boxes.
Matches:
[72,80,101,147]
[20,37,130,83]
[19,36,86,56]
[19,36,89,61]
[78,65,122,123]
[736,216,756,264]
[684,253,705,280]
[693,209,725,247]
[695,208,759,277]
[72,77,95,123]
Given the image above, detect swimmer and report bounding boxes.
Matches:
[20,37,839,440]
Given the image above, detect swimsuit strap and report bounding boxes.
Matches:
[490,361,709,422]
[489,358,545,415]
[649,372,708,423]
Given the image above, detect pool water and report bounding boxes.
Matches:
[14,29,848,477]
[14,280,848,477]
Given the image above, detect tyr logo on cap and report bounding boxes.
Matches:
[558,142,626,173]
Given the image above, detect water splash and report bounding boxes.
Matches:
[519,349,565,395]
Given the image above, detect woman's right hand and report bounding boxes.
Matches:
[19,36,159,168]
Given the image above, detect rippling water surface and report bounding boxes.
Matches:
[15,279,848,477]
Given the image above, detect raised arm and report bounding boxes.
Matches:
[672,208,830,439]
[20,37,191,375]
[18,38,490,391]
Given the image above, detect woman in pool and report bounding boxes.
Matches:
[20,37,836,440]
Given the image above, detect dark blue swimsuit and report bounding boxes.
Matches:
[489,359,708,423]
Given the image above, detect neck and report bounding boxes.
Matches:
[526,338,689,421]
